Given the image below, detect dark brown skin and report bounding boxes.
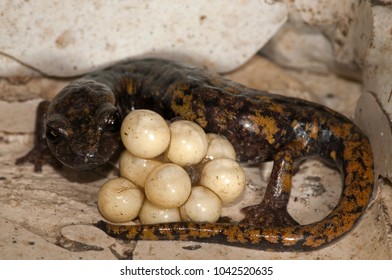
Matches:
[17,58,374,251]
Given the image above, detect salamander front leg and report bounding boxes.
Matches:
[241,143,305,227]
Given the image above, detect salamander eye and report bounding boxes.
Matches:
[104,110,122,132]
[46,127,67,144]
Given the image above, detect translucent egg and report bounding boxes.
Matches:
[119,150,161,188]
[205,133,236,161]
[180,186,222,223]
[121,109,170,158]
[166,120,208,166]
[200,158,246,205]
[139,200,181,224]
[144,163,191,208]
[98,177,144,223]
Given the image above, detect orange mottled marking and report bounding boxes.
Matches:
[263,228,281,244]
[248,112,279,144]
[330,150,337,161]
[246,228,262,244]
[224,225,247,243]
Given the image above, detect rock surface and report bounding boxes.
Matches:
[0,0,287,76]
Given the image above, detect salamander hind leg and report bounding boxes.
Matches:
[241,142,307,227]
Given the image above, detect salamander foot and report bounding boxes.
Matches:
[240,202,298,227]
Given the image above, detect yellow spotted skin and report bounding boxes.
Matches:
[17,58,374,251]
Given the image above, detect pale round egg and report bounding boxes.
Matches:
[98,177,144,223]
[166,120,208,166]
[205,133,236,161]
[119,150,162,188]
[121,109,170,158]
[144,163,191,208]
[139,200,181,224]
[200,158,246,205]
[180,186,222,223]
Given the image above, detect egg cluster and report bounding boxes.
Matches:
[98,109,246,224]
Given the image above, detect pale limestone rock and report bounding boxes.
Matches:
[0,77,68,102]
[225,56,318,102]
[261,24,335,73]
[0,55,40,78]
[0,0,287,77]
[354,3,392,179]
[262,0,363,78]
[0,100,42,133]
[356,92,392,179]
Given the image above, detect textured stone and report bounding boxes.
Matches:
[354,3,392,180]
[225,56,318,102]
[261,24,335,74]
[0,77,67,102]
[0,0,287,77]
[356,92,392,179]
[0,100,42,133]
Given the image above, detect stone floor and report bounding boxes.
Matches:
[1,56,391,259]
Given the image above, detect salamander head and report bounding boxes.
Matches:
[45,80,122,169]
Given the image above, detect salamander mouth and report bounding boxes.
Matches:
[47,139,121,170]
[57,153,110,170]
